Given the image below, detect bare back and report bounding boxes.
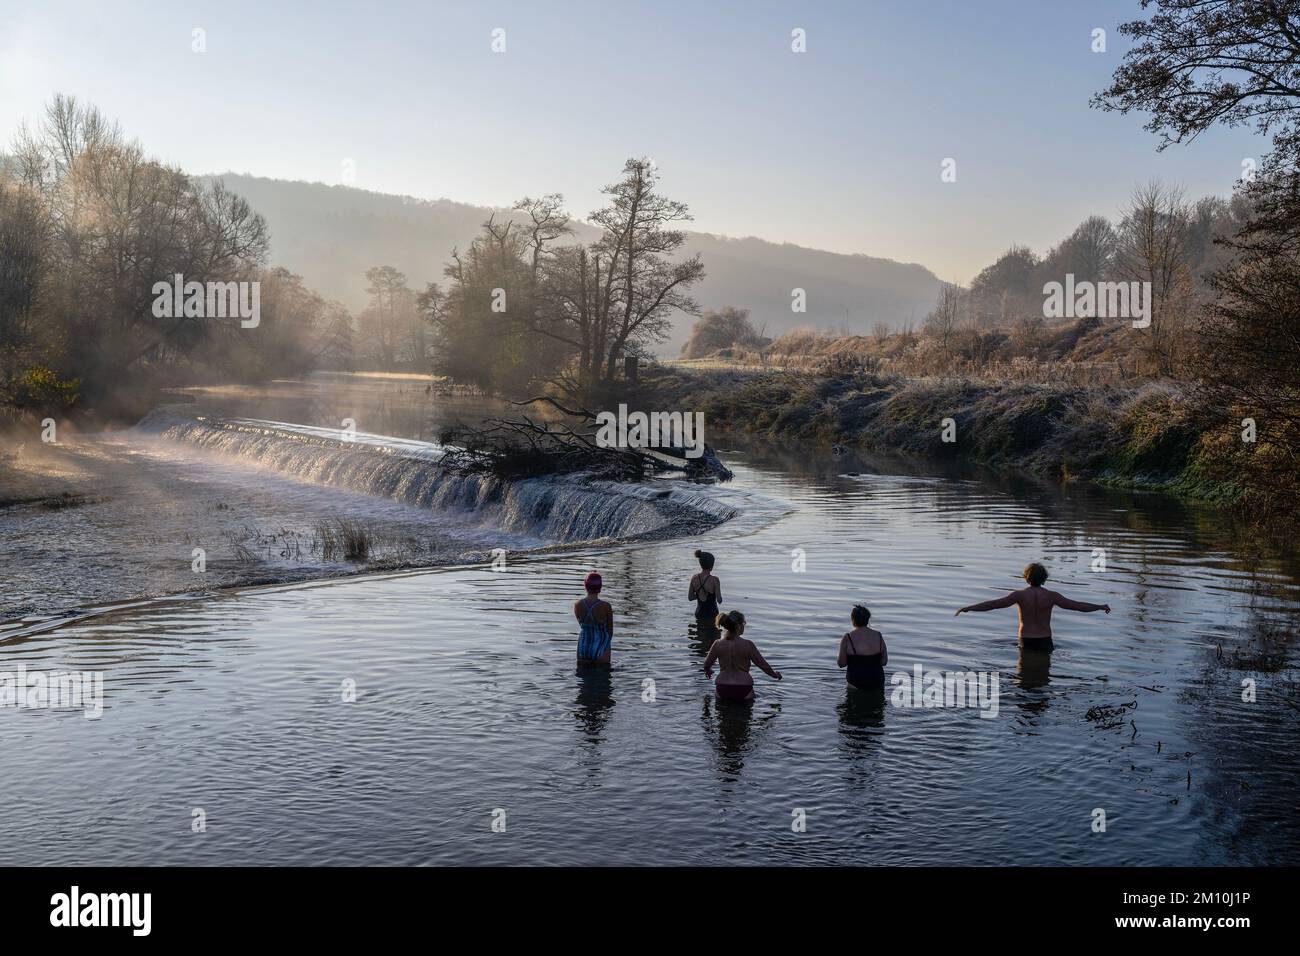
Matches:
[1016,587,1058,638]
[843,626,884,655]
[704,636,780,686]
[711,637,754,678]
[1008,587,1105,637]
[688,572,720,600]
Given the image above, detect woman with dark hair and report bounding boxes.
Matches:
[688,550,721,624]
[574,571,613,665]
[955,562,1111,651]
[837,604,887,691]
[703,610,782,702]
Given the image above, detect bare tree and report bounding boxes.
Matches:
[0,177,47,384]
[1093,0,1300,254]
[1093,0,1300,510]
[1092,1,1300,162]
[359,266,418,369]
[1056,215,1118,283]
[7,95,269,398]
[1115,181,1193,368]
[513,194,570,282]
[680,307,767,359]
[923,282,966,352]
[591,159,705,381]
[968,246,1037,328]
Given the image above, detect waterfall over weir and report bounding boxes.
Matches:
[134,408,742,544]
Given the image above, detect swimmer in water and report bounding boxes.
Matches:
[688,550,721,625]
[703,610,782,701]
[954,562,1110,651]
[838,604,886,690]
[574,571,613,664]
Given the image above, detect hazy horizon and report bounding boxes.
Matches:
[0,0,1263,282]
[198,171,945,351]
[199,167,947,271]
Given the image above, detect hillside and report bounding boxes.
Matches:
[202,173,942,354]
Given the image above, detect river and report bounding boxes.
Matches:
[1,372,1295,865]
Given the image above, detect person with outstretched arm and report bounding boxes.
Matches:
[955,562,1110,651]
[703,610,782,701]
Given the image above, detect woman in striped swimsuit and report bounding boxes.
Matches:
[574,571,614,665]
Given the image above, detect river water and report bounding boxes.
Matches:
[1,373,1296,865]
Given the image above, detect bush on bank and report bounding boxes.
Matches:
[675,369,1252,506]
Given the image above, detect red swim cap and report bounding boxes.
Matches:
[584,571,603,591]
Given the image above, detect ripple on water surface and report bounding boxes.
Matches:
[2,379,1296,865]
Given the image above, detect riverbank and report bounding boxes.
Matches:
[657,367,1243,506]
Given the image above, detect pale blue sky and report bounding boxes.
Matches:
[0,0,1262,280]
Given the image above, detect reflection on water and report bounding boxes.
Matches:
[180,373,463,443]
[838,687,888,736]
[1013,647,1055,720]
[574,665,616,746]
[1,374,1297,865]
[688,619,720,650]
[703,697,783,782]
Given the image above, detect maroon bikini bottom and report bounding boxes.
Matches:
[716,682,753,701]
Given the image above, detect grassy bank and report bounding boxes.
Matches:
[661,368,1242,504]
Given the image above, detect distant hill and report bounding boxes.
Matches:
[200,174,943,354]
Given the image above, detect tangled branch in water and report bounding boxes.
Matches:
[438,398,733,483]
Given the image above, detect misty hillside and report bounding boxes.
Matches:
[203,174,942,354]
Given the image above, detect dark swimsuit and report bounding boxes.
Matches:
[692,574,719,622]
[715,682,752,701]
[844,632,885,690]
[1021,636,1054,652]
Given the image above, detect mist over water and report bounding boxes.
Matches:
[1,373,1296,864]
[134,408,730,544]
[1,375,743,630]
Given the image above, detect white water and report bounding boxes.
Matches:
[134,407,743,544]
[2,402,761,630]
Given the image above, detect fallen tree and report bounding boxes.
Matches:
[437,397,733,483]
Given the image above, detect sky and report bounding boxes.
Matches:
[0,0,1265,281]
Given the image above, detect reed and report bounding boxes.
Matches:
[314,517,373,562]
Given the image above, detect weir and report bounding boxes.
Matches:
[134,408,740,544]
